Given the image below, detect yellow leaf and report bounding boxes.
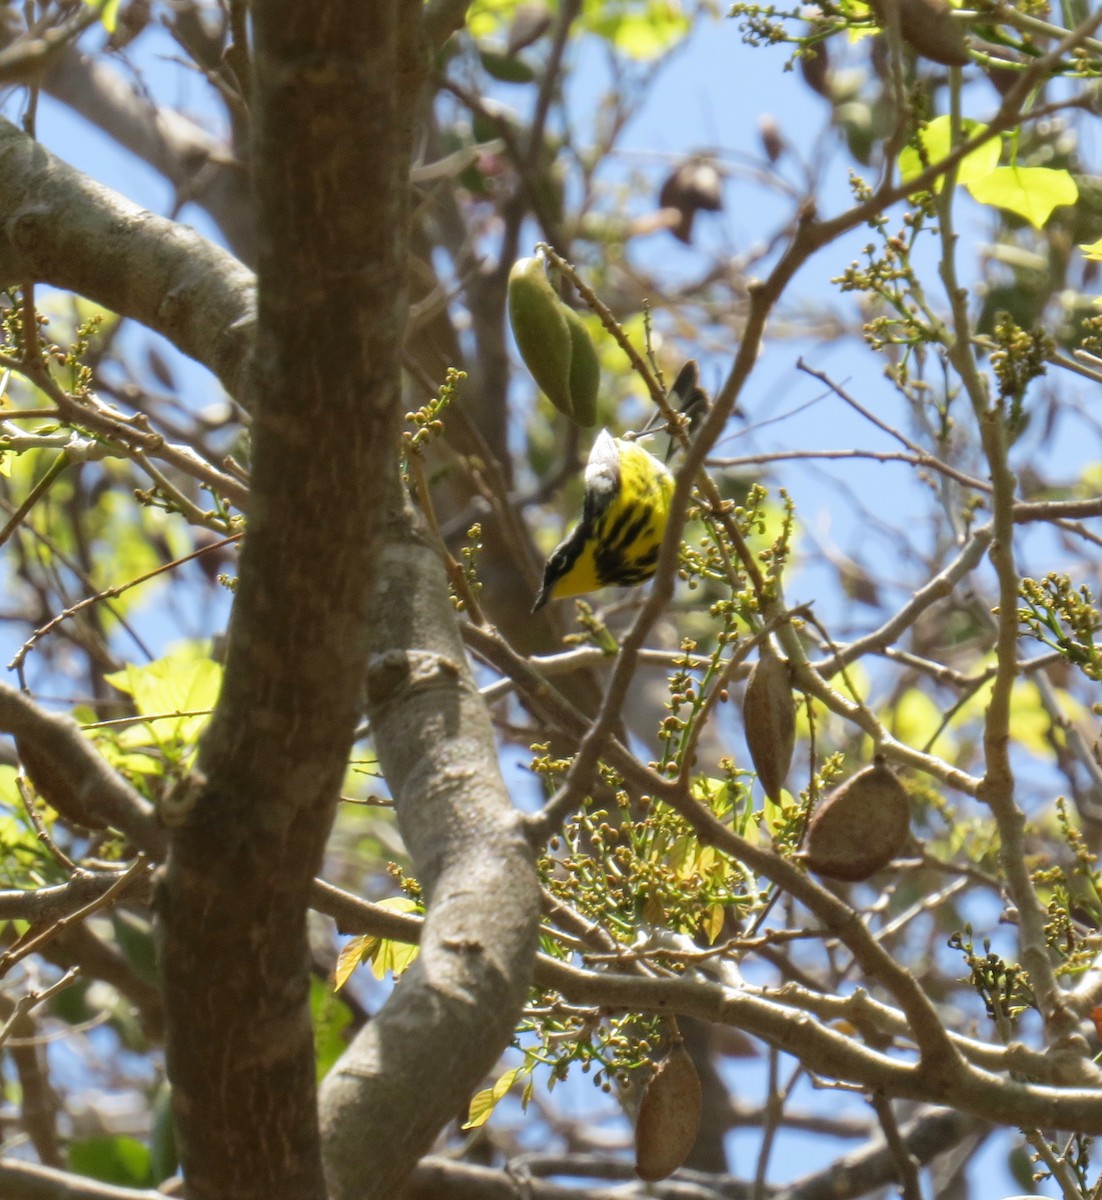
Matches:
[365,897,421,979]
[332,897,421,989]
[967,166,1079,229]
[899,116,1000,194]
[369,936,419,980]
[889,687,955,755]
[463,1064,526,1129]
[333,935,376,992]
[701,904,725,945]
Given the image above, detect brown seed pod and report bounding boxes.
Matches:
[799,39,831,99]
[657,157,724,244]
[804,757,911,882]
[743,641,796,802]
[872,0,970,66]
[758,115,785,164]
[634,1043,702,1182]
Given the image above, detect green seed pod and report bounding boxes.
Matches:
[507,256,575,419]
[562,304,599,427]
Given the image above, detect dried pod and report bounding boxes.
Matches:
[798,39,831,99]
[872,0,969,66]
[634,1043,702,1182]
[507,256,575,419]
[507,1,553,54]
[804,757,911,882]
[758,115,785,164]
[657,157,724,244]
[743,641,796,801]
[561,304,599,427]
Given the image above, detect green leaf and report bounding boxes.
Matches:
[480,48,537,82]
[899,116,1000,193]
[1080,236,1102,261]
[967,166,1079,229]
[311,976,352,1080]
[463,1063,527,1129]
[467,0,524,40]
[69,1136,152,1187]
[888,686,955,756]
[103,649,222,748]
[149,1082,178,1185]
[332,897,420,990]
[581,0,692,60]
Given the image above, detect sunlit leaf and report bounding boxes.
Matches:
[967,166,1079,229]
[83,0,121,33]
[333,934,376,992]
[333,898,421,989]
[1007,679,1052,758]
[370,932,420,980]
[899,116,1000,193]
[1080,236,1102,261]
[463,1063,527,1129]
[701,903,725,944]
[103,650,222,747]
[467,0,525,40]
[582,0,692,60]
[889,686,954,755]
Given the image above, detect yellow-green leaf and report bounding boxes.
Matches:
[889,686,955,756]
[333,935,375,992]
[581,0,692,60]
[103,650,221,748]
[84,0,121,33]
[1080,236,1102,261]
[967,166,1079,229]
[104,650,221,718]
[463,1064,526,1129]
[1007,679,1052,758]
[467,0,524,40]
[369,934,419,980]
[899,116,1000,193]
[333,897,421,988]
[701,903,725,945]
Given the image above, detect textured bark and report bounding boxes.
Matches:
[157,2,415,1198]
[0,117,254,402]
[41,48,255,262]
[318,497,541,1200]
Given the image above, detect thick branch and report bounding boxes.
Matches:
[158,2,420,1197]
[42,48,255,261]
[0,682,163,853]
[0,116,254,401]
[318,496,540,1199]
[0,1159,164,1200]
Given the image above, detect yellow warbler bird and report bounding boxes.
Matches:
[532,429,675,611]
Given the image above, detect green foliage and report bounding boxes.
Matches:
[98,648,222,781]
[1019,575,1102,680]
[948,925,1034,1034]
[69,1136,153,1188]
[311,977,354,1081]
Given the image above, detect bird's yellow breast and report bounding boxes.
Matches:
[547,438,674,602]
